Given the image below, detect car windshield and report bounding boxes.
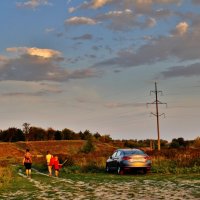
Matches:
[123,150,145,155]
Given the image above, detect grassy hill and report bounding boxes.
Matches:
[0,140,119,167]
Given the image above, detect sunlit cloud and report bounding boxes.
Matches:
[91,0,114,9]
[0,55,7,63]
[0,47,101,82]
[65,17,98,25]
[6,47,61,59]
[16,0,52,9]
[172,22,189,36]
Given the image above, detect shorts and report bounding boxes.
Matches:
[24,162,32,169]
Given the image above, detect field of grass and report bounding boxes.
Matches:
[0,165,199,200]
[0,141,199,199]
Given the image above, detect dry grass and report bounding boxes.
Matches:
[0,166,13,188]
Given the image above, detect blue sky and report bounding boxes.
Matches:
[1,0,200,141]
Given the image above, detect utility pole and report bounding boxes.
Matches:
[147,82,167,151]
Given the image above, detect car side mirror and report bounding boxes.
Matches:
[110,156,113,159]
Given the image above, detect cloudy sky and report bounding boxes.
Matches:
[1,0,200,141]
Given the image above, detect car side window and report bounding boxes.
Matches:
[116,151,121,157]
[112,151,117,158]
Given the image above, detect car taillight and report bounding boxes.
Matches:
[122,156,131,160]
[144,156,151,160]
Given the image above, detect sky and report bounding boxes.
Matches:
[0,0,200,141]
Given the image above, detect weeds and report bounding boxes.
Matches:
[0,166,13,189]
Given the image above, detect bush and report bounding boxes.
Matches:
[80,138,95,153]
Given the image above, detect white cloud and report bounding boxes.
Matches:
[68,7,76,13]
[65,17,98,25]
[147,17,156,27]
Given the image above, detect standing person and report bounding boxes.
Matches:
[46,151,52,176]
[23,149,32,178]
[54,156,62,177]
[49,155,55,176]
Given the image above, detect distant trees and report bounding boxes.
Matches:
[0,127,25,142]
[28,126,47,141]
[124,139,168,149]
[170,137,189,148]
[0,125,198,150]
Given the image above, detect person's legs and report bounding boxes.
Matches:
[28,169,31,177]
[25,169,29,176]
[55,170,59,177]
[48,165,52,176]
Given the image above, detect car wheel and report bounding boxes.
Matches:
[143,168,147,174]
[106,165,110,173]
[117,166,124,175]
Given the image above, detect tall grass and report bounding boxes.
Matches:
[0,166,13,188]
[61,148,200,174]
[148,149,200,174]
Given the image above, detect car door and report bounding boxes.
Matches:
[112,150,121,170]
[108,151,117,170]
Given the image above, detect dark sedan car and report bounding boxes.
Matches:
[106,148,151,175]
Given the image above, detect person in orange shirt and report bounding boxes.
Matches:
[23,149,32,178]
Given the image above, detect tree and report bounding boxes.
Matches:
[62,128,76,140]
[94,132,101,140]
[54,130,62,140]
[193,137,200,148]
[22,122,30,141]
[99,134,112,143]
[47,128,56,140]
[28,126,47,141]
[170,139,180,148]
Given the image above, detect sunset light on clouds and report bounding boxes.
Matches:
[0,0,200,141]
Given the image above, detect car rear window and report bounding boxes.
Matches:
[124,150,145,155]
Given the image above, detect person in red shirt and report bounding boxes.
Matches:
[49,155,55,176]
[54,156,62,177]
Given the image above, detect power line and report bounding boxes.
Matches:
[147,82,167,151]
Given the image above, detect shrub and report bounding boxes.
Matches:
[80,138,95,154]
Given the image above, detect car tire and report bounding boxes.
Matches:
[117,166,124,175]
[143,168,147,174]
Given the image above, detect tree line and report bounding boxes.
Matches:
[0,125,112,143]
[0,123,199,149]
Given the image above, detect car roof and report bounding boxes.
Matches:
[117,148,143,151]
